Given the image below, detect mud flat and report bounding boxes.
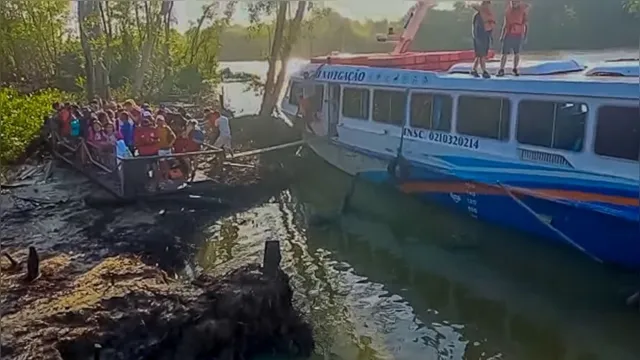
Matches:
[1,116,312,359]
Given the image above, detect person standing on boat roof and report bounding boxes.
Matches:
[497,0,529,77]
[470,1,495,78]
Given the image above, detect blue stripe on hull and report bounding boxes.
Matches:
[357,169,640,270]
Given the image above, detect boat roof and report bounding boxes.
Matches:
[294,59,639,100]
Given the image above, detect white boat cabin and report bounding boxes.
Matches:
[282,59,639,183]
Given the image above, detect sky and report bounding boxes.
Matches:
[172,0,452,32]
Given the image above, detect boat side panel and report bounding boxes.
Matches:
[308,136,640,269]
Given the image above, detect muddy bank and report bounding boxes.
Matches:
[1,255,313,360]
[1,115,311,359]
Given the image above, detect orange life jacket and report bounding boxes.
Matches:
[505,5,527,36]
[479,7,496,32]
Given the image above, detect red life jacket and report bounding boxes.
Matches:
[134,126,159,156]
[479,7,496,31]
[59,109,71,136]
[505,5,527,36]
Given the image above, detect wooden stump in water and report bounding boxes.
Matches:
[263,240,282,277]
[25,246,39,282]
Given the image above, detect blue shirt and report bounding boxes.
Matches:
[120,119,136,146]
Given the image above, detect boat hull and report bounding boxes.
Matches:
[306,134,640,270]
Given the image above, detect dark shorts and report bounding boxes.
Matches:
[502,35,523,55]
[473,36,491,57]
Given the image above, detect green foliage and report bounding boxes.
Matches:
[217,1,638,61]
[626,0,640,14]
[1,0,636,102]
[0,88,67,163]
[1,0,231,102]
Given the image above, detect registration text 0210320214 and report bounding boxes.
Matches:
[403,128,480,150]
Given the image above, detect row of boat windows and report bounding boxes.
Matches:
[288,83,639,162]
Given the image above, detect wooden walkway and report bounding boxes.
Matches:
[47,130,305,200]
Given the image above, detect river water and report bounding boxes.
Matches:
[199,51,640,360]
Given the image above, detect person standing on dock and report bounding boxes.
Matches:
[210,110,232,154]
[497,0,529,77]
[156,115,176,157]
[470,1,495,78]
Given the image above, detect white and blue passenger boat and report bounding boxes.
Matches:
[281,59,640,269]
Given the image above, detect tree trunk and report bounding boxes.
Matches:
[78,1,96,100]
[132,1,170,97]
[98,1,113,100]
[258,2,288,116]
[162,1,174,96]
[260,1,307,117]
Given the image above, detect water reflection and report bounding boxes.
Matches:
[195,152,640,360]
[194,152,640,359]
[290,154,640,360]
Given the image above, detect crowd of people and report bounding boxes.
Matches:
[48,98,232,184]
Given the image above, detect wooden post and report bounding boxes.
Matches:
[25,246,39,282]
[94,343,102,360]
[263,240,282,277]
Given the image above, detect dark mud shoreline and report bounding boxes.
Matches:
[0,116,314,359]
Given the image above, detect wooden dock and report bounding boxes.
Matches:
[46,128,304,200]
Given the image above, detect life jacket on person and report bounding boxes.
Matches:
[505,4,527,36]
[479,6,496,32]
[134,125,159,156]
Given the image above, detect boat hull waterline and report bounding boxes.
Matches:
[304,134,640,270]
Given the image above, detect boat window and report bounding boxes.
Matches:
[312,84,325,111]
[410,93,453,132]
[517,100,587,152]
[288,82,303,106]
[457,96,510,140]
[594,105,640,161]
[289,81,324,110]
[342,87,370,120]
[372,90,407,126]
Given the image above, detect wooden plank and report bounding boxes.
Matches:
[232,140,305,159]
[223,161,255,169]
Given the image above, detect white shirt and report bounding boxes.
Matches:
[215,116,231,138]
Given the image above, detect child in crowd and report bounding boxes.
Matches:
[104,122,120,145]
[88,121,107,156]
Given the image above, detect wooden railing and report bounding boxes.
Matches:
[47,125,225,199]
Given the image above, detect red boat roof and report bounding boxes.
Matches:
[310,50,496,72]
